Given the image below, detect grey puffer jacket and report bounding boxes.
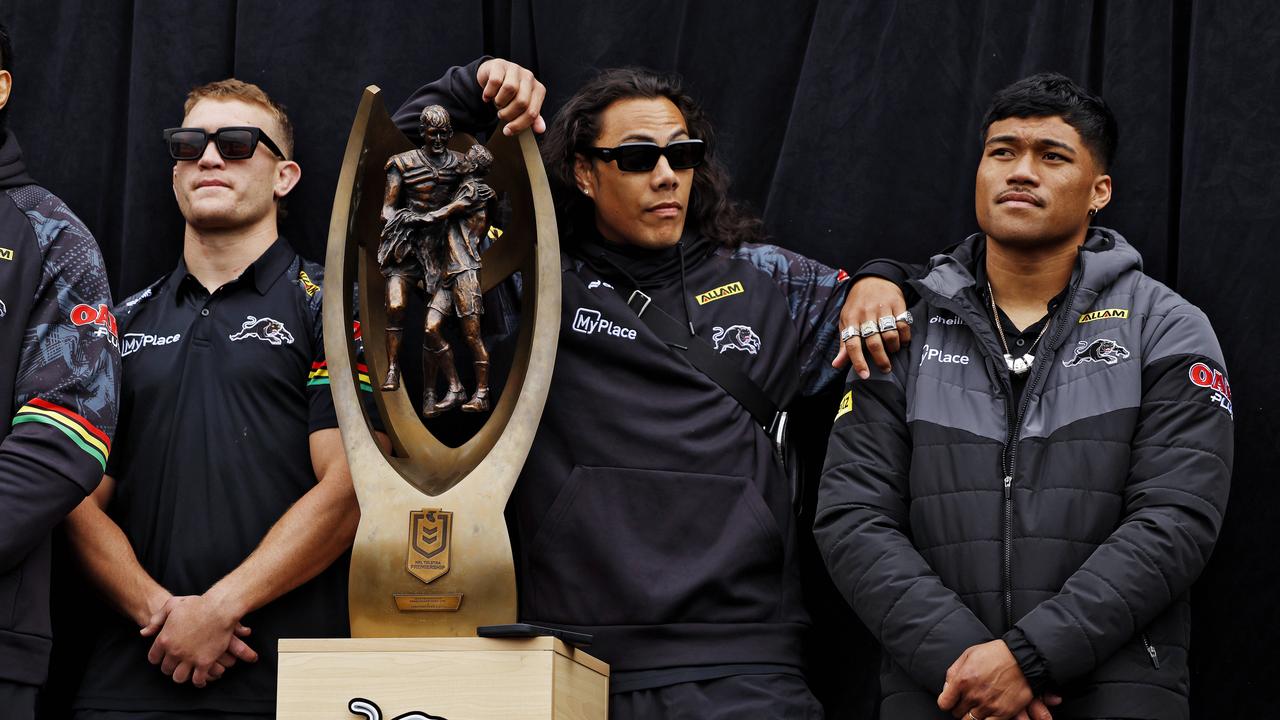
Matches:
[815,229,1233,719]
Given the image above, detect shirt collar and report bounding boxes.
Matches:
[169,237,296,303]
[973,239,1070,316]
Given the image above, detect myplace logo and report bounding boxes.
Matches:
[123,332,181,356]
[572,307,637,340]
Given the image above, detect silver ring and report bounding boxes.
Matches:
[896,310,914,326]
[859,321,878,338]
[878,315,897,332]
[966,713,979,720]
[839,325,859,343]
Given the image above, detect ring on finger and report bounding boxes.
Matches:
[878,315,897,332]
[859,321,878,338]
[840,325,860,343]
[896,310,914,326]
[966,712,979,720]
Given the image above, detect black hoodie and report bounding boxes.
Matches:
[0,130,119,685]
[395,63,853,691]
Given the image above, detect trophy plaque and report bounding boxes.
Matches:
[277,86,606,719]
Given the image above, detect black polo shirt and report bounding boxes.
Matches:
[73,238,372,714]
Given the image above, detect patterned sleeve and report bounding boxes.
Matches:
[733,243,851,395]
[303,269,380,434]
[1,194,118,572]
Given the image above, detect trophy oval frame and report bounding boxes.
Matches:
[323,86,560,635]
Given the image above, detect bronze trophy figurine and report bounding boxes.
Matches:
[378,105,495,415]
[278,82,605,720]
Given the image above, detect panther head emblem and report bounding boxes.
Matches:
[228,315,295,346]
[711,324,762,355]
[349,697,448,720]
[1063,337,1130,367]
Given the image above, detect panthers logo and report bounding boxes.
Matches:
[712,324,762,355]
[229,315,295,346]
[349,697,447,720]
[1063,337,1130,367]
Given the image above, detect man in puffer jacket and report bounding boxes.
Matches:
[815,73,1232,720]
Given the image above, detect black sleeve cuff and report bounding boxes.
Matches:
[393,56,499,140]
[1003,627,1052,694]
[852,259,926,305]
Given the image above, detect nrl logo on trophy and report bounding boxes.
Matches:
[322,85,560,638]
[406,508,451,584]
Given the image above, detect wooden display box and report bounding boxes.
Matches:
[278,637,608,719]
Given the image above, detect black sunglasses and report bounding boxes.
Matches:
[163,126,286,161]
[582,139,705,172]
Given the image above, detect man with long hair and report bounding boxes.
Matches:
[391,58,886,717]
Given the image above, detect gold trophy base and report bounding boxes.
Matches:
[277,637,609,719]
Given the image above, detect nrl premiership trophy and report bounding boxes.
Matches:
[275,86,607,719]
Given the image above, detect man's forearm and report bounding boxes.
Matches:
[66,498,169,626]
[204,473,359,620]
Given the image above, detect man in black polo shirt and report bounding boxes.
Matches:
[65,79,376,719]
[0,22,120,720]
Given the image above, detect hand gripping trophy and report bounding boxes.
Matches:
[378,105,495,415]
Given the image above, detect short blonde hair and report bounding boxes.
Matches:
[184,79,294,158]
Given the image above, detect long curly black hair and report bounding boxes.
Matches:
[540,67,764,249]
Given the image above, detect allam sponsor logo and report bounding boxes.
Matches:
[571,307,638,340]
[695,281,744,305]
[1077,308,1129,323]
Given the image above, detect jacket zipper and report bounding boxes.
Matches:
[998,278,1081,631]
[1140,633,1161,669]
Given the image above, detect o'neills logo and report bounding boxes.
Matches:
[406,508,452,584]
[0,247,12,261]
[1078,308,1129,323]
[695,281,744,305]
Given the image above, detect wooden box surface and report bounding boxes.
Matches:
[277,637,608,719]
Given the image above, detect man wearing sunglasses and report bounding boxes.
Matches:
[0,22,120,720]
[65,79,378,720]
[389,58,897,718]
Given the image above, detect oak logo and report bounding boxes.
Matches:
[1078,308,1129,324]
[349,697,448,720]
[1189,362,1233,417]
[0,247,12,261]
[695,281,744,305]
[70,303,119,348]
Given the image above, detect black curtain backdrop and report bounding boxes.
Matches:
[5,1,1275,717]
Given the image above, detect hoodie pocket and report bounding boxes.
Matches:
[525,465,785,626]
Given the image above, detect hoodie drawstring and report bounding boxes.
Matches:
[678,240,696,336]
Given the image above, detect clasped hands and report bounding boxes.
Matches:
[938,640,1062,720]
[140,593,258,688]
